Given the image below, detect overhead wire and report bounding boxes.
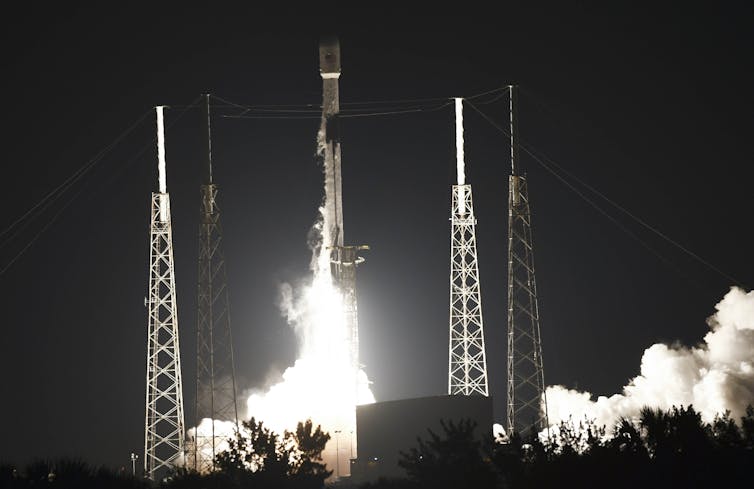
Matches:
[222,101,454,120]
[10,84,715,288]
[464,99,745,289]
[0,109,152,244]
[0,96,203,277]
[211,85,509,120]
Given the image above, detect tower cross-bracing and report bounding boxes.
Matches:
[193,95,239,472]
[144,106,186,480]
[506,85,548,435]
[448,98,489,397]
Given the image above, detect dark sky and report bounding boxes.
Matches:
[1,3,752,469]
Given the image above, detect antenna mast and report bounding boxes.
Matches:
[506,85,549,435]
[448,98,489,396]
[144,106,186,480]
[192,94,240,472]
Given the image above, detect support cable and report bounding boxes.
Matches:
[0,109,152,243]
[211,86,507,119]
[464,100,745,288]
[0,97,203,277]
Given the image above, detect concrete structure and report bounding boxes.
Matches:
[351,395,493,484]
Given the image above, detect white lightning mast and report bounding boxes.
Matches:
[448,98,489,396]
[144,106,186,480]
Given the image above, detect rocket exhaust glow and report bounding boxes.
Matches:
[239,37,373,481]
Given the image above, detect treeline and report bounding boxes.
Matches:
[384,405,754,489]
[0,458,147,489]
[2,405,752,488]
[0,418,330,489]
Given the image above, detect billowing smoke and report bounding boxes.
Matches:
[245,266,375,428]
[187,419,238,467]
[242,110,375,475]
[188,124,374,475]
[547,286,754,430]
[242,210,375,477]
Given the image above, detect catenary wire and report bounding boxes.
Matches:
[210,85,509,116]
[0,97,203,276]
[464,99,745,289]
[0,109,152,243]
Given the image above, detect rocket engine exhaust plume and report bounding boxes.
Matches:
[189,178,375,474]
[240,204,375,479]
[546,286,754,431]
[190,38,374,477]
[242,53,375,473]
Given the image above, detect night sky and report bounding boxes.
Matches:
[1,3,752,470]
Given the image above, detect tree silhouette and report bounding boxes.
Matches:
[398,418,496,489]
[0,458,148,489]
[200,417,330,489]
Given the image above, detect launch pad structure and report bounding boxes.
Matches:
[445,87,549,436]
[139,38,551,481]
[447,98,489,397]
[144,107,186,481]
[506,86,548,435]
[192,95,240,472]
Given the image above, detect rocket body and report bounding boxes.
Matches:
[319,37,344,249]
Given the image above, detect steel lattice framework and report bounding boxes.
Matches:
[448,184,489,396]
[144,191,186,480]
[190,95,240,473]
[506,85,548,436]
[192,181,239,471]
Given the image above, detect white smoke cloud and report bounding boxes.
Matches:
[189,92,373,476]
[186,419,238,468]
[546,286,754,430]
[240,122,375,477]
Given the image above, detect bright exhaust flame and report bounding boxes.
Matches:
[546,286,754,432]
[189,83,375,476]
[186,211,374,476]
[243,214,375,477]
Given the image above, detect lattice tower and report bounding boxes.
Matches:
[506,85,549,435]
[448,98,489,396]
[192,95,239,472]
[144,107,185,480]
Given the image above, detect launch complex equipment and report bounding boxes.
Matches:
[138,40,550,481]
[447,98,489,397]
[144,107,186,481]
[506,86,548,435]
[192,95,240,472]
